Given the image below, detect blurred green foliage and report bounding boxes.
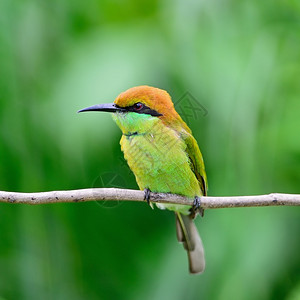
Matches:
[0,0,300,299]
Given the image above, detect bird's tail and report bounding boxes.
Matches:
[175,212,205,274]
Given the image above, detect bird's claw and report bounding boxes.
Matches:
[193,196,201,210]
[190,196,204,218]
[144,188,151,205]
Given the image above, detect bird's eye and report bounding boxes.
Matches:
[133,102,144,111]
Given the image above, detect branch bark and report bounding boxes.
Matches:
[0,188,300,208]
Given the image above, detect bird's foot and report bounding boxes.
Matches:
[144,188,151,205]
[190,196,204,218]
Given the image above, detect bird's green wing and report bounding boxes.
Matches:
[181,131,208,196]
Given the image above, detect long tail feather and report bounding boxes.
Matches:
[175,212,205,274]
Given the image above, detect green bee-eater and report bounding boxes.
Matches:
[79,86,208,274]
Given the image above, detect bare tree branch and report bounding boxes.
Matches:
[0,188,299,208]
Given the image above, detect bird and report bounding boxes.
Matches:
[78,85,208,274]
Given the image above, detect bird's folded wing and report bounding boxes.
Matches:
[181,131,208,196]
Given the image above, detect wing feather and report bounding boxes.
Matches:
[181,131,208,196]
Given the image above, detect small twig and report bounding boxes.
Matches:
[0,188,299,208]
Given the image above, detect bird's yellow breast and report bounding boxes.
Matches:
[113,112,201,214]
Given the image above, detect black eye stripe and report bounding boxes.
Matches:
[116,103,163,117]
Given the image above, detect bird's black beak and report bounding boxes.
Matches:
[78,103,125,113]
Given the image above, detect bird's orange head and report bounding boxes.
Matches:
[115,86,174,119]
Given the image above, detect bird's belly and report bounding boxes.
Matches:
[120,132,201,214]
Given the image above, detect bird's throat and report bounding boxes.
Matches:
[112,111,160,136]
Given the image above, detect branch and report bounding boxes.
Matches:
[0,188,299,208]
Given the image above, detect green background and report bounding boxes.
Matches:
[0,1,300,299]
